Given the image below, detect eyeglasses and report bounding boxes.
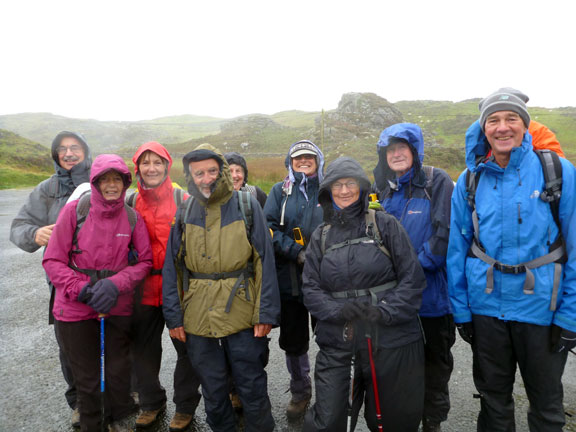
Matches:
[331,180,359,191]
[192,167,219,179]
[56,145,83,155]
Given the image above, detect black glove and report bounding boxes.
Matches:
[456,322,474,345]
[340,302,364,321]
[87,279,119,314]
[551,326,576,353]
[297,249,306,266]
[78,283,93,304]
[359,303,384,323]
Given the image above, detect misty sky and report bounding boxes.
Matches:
[2,0,575,121]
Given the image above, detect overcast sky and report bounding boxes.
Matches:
[2,0,575,121]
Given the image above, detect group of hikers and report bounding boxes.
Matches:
[9,87,576,432]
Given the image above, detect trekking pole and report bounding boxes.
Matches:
[99,314,105,432]
[343,322,355,432]
[366,331,383,431]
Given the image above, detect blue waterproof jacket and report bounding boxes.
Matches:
[373,123,453,317]
[263,141,325,300]
[447,121,576,333]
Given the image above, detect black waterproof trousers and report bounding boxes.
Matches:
[421,314,456,424]
[471,315,568,432]
[131,304,201,413]
[303,339,425,432]
[55,316,137,432]
[186,329,274,432]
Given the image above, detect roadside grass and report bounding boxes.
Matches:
[0,167,51,189]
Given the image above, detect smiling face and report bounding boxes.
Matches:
[189,158,220,198]
[98,170,124,201]
[57,136,86,171]
[229,163,245,191]
[138,151,167,188]
[386,141,414,177]
[331,177,360,209]
[291,154,318,176]
[484,110,527,167]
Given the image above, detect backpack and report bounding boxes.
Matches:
[127,187,186,208]
[69,192,138,284]
[464,149,565,310]
[126,187,186,276]
[176,190,254,310]
[319,208,397,306]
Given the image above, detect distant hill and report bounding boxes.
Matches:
[2,93,575,189]
[0,129,53,188]
[0,113,225,153]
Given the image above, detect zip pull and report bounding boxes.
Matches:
[517,203,522,224]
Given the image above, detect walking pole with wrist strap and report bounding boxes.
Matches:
[99,314,105,432]
[366,330,384,431]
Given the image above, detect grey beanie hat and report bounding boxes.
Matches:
[478,87,531,131]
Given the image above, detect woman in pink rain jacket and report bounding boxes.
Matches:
[43,154,152,432]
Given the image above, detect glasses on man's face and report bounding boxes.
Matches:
[192,167,219,180]
[331,180,359,191]
[56,145,83,155]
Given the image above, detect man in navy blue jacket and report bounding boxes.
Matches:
[373,123,455,432]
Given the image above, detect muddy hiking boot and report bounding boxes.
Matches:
[108,416,134,432]
[285,353,312,420]
[422,417,442,432]
[135,403,166,428]
[71,407,80,428]
[230,392,243,413]
[286,394,311,420]
[169,412,194,432]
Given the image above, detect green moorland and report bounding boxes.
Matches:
[2,98,575,192]
[0,130,53,188]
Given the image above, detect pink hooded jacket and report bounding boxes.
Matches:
[43,154,153,322]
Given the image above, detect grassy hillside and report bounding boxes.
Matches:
[3,94,576,190]
[0,130,53,189]
[0,113,225,154]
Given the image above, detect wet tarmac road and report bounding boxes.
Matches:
[1,188,574,431]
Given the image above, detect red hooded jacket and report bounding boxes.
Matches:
[132,142,188,306]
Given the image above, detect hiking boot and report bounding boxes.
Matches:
[230,392,243,413]
[135,404,165,428]
[71,408,80,428]
[286,395,310,420]
[422,418,442,432]
[109,417,134,432]
[169,412,194,432]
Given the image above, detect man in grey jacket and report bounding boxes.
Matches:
[10,131,91,427]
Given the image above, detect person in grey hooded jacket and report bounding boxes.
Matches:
[10,131,91,426]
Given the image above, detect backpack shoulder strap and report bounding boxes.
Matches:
[72,193,92,253]
[173,188,185,207]
[365,209,391,258]
[421,165,434,200]
[320,223,330,256]
[126,191,138,208]
[535,149,562,229]
[244,184,257,198]
[124,204,138,233]
[237,190,253,236]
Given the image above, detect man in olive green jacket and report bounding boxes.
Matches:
[162,144,280,432]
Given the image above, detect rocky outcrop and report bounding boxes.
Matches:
[316,93,404,141]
